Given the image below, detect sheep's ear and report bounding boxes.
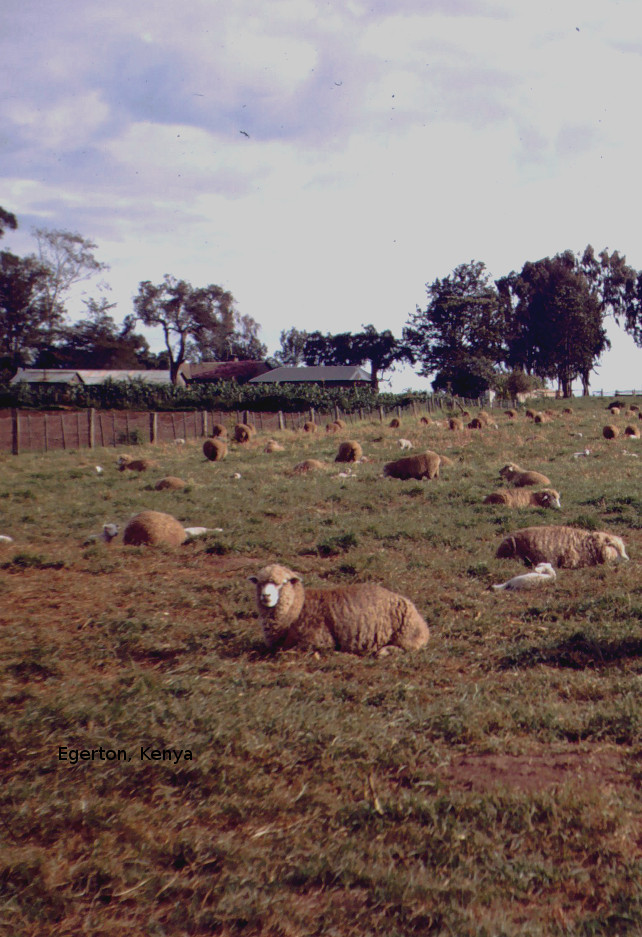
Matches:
[248,575,258,584]
[289,574,302,584]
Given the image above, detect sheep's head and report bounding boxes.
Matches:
[595,533,629,563]
[499,463,519,480]
[533,562,556,579]
[248,564,305,647]
[536,489,561,509]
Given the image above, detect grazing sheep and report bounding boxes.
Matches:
[211,423,228,438]
[249,564,430,656]
[467,418,484,429]
[83,523,119,546]
[155,476,187,491]
[123,511,188,546]
[496,525,629,568]
[483,488,561,509]
[624,425,640,438]
[420,416,431,425]
[448,418,463,431]
[234,423,256,443]
[499,463,552,487]
[335,440,363,463]
[603,424,620,440]
[398,438,413,450]
[505,409,518,419]
[264,439,285,452]
[534,412,551,424]
[607,400,626,410]
[492,563,557,591]
[118,455,157,473]
[292,459,326,474]
[325,421,341,434]
[383,450,441,480]
[438,453,454,468]
[303,421,317,433]
[525,409,537,419]
[389,418,401,428]
[203,438,228,461]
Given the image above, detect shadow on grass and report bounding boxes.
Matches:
[499,631,642,670]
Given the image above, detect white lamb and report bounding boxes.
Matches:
[398,438,413,450]
[492,563,557,591]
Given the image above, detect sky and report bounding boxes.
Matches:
[2,0,642,394]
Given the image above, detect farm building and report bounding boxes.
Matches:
[178,360,272,384]
[10,368,181,387]
[249,365,372,387]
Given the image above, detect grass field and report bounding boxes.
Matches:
[1,400,641,936]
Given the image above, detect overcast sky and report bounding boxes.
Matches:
[2,0,642,392]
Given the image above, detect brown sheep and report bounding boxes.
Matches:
[609,407,621,416]
[629,404,640,412]
[292,459,326,474]
[467,418,484,429]
[210,423,227,438]
[234,423,256,443]
[498,463,552,487]
[603,424,620,440]
[389,418,401,428]
[118,455,157,473]
[420,416,431,425]
[525,409,537,419]
[496,525,629,568]
[534,412,551,424]
[562,407,573,415]
[448,418,463,431]
[325,421,341,434]
[155,476,187,491]
[624,424,641,438]
[334,419,346,429]
[505,409,518,419]
[264,439,285,452]
[123,510,187,547]
[249,564,430,657]
[483,488,561,509]
[383,450,441,480]
[335,440,363,463]
[203,438,228,461]
[302,421,317,433]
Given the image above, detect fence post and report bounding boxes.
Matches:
[88,408,95,449]
[278,410,285,431]
[201,410,208,437]
[11,409,20,455]
[309,407,315,423]
[149,412,158,444]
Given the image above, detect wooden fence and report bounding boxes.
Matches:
[0,397,496,455]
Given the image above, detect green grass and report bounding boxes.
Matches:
[0,404,641,935]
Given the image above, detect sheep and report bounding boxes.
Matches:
[419,416,431,425]
[498,463,552,487]
[203,438,228,461]
[448,418,463,431]
[467,418,484,429]
[174,438,186,446]
[630,404,640,412]
[0,534,14,544]
[534,412,551,424]
[264,439,284,452]
[477,410,493,425]
[82,523,119,546]
[562,407,573,415]
[483,488,561,509]
[292,459,326,474]
[603,424,620,440]
[335,440,363,463]
[496,525,629,569]
[123,510,188,546]
[492,563,557,591]
[505,409,518,419]
[624,425,640,438]
[325,421,341,434]
[525,409,537,419]
[155,476,187,491]
[572,448,591,459]
[607,400,626,410]
[211,423,228,438]
[118,455,157,473]
[234,423,256,443]
[398,438,413,450]
[303,421,317,433]
[383,450,441,480]
[389,418,401,428]
[248,564,430,657]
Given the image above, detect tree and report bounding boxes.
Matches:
[0,250,58,370]
[303,324,406,390]
[133,275,238,383]
[33,227,109,321]
[579,245,642,348]
[403,261,504,396]
[191,310,267,362]
[273,327,309,366]
[500,252,610,397]
[0,207,17,240]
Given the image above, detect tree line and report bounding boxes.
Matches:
[2,205,641,398]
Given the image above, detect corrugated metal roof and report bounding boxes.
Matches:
[10,368,173,385]
[10,369,83,384]
[249,365,372,383]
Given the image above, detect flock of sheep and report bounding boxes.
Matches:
[89,400,636,659]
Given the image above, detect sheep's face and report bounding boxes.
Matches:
[538,490,561,509]
[499,463,518,480]
[596,534,629,563]
[249,565,304,646]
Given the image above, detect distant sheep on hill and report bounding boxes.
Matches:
[292,459,326,474]
[155,476,187,491]
[496,525,629,568]
[505,409,518,419]
[420,416,431,425]
[249,564,430,656]
[234,423,256,443]
[383,450,441,481]
[325,421,341,434]
[624,424,641,438]
[467,418,484,429]
[118,455,157,473]
[534,412,552,424]
[448,418,463,431]
[483,488,561,509]
[603,424,620,440]
[210,423,227,437]
[335,440,363,463]
[389,418,401,428]
[264,439,284,452]
[499,463,552,487]
[303,421,317,433]
[203,438,228,461]
[398,438,413,450]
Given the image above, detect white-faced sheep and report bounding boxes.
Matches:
[496,525,629,569]
[249,564,430,656]
[603,424,620,440]
[492,563,557,591]
[335,440,363,463]
[292,459,326,474]
[498,463,552,487]
[203,438,228,461]
[123,511,188,546]
[483,488,561,509]
[155,476,187,491]
[118,455,157,473]
[383,450,441,480]
[234,423,256,443]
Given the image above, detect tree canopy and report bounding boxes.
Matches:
[0,250,58,371]
[303,324,407,389]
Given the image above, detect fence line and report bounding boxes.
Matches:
[0,396,516,455]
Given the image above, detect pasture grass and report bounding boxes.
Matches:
[1,400,641,935]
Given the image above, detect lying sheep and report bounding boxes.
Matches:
[483,488,561,509]
[249,564,430,656]
[496,525,629,568]
[505,409,518,419]
[155,476,187,490]
[398,438,413,450]
[292,459,326,474]
[234,423,256,443]
[118,455,157,472]
[603,424,620,439]
[624,425,640,438]
[211,423,227,438]
[499,463,552,487]
[534,412,551,424]
[203,438,228,461]
[467,417,484,429]
[264,439,284,452]
[325,421,341,434]
[383,450,441,480]
[335,440,363,463]
[123,510,188,546]
[448,418,463,431]
[420,416,431,425]
[525,409,537,419]
[303,421,317,433]
[389,418,401,428]
[492,563,557,591]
